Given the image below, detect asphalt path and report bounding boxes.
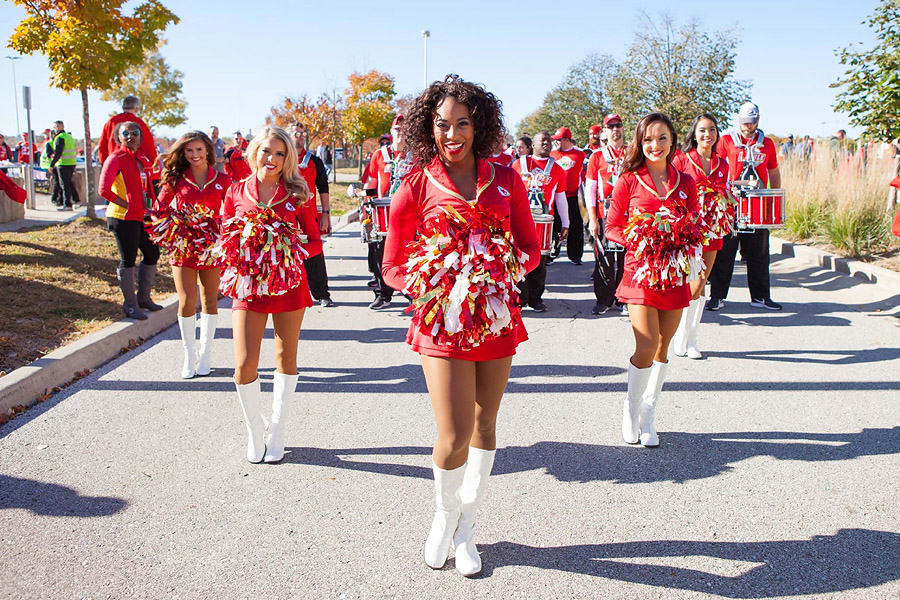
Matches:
[2,225,898,599]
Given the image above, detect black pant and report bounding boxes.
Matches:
[107,218,160,268]
[518,255,547,307]
[51,167,63,205]
[305,252,331,300]
[593,225,625,306]
[371,239,394,301]
[709,229,771,301]
[56,165,78,207]
[552,195,583,263]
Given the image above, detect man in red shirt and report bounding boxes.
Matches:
[15,132,37,165]
[98,95,158,192]
[585,113,628,314]
[224,131,252,181]
[584,125,603,154]
[550,127,586,264]
[708,102,782,312]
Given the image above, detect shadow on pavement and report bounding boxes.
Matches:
[705,347,900,365]
[0,474,127,517]
[478,529,900,596]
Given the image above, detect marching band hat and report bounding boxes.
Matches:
[551,127,573,140]
[603,114,622,126]
[378,133,392,142]
[739,102,760,123]
[588,125,602,135]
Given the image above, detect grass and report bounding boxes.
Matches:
[328,182,357,217]
[0,217,175,376]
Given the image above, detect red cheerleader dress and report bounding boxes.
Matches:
[672,149,729,252]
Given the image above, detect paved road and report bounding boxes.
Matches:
[2,225,898,599]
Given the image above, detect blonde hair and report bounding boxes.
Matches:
[245,126,310,201]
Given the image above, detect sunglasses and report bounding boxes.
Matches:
[606,123,623,129]
[121,129,141,138]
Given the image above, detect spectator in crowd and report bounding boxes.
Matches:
[515,135,532,157]
[0,134,11,174]
[49,120,79,211]
[780,135,794,159]
[98,95,158,194]
[208,126,226,174]
[15,132,37,165]
[224,131,252,181]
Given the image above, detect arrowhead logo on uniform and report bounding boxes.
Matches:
[285,203,295,211]
[679,191,687,199]
[215,184,222,190]
[497,186,510,197]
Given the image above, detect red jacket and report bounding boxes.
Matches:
[99,147,149,221]
[157,167,231,213]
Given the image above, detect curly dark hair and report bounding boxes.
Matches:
[620,112,678,175]
[404,74,506,168]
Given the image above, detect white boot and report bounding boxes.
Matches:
[234,379,265,463]
[639,361,669,447]
[673,305,690,357]
[454,448,495,577]
[623,362,652,444]
[177,315,197,379]
[424,462,465,569]
[686,298,705,359]
[196,313,218,376]
[264,371,299,463]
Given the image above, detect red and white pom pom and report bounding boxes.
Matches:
[145,204,220,265]
[625,205,706,291]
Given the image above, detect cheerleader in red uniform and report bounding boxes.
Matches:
[672,114,731,359]
[605,112,702,447]
[222,126,319,464]
[156,131,231,379]
[382,75,540,577]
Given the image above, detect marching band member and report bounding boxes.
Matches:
[708,102,782,312]
[512,131,568,312]
[98,122,162,321]
[382,75,540,576]
[550,127,586,264]
[291,125,335,307]
[672,114,731,359]
[514,136,532,157]
[487,136,513,167]
[584,124,603,155]
[605,112,702,448]
[156,131,231,378]
[223,126,320,464]
[586,114,628,314]
[364,117,410,310]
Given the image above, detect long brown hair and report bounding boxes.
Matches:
[620,112,678,174]
[161,131,215,189]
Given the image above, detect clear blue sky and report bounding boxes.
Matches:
[0,0,879,142]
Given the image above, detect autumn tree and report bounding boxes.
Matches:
[100,40,187,131]
[267,93,343,149]
[8,0,178,217]
[517,53,616,144]
[342,70,396,177]
[607,13,750,137]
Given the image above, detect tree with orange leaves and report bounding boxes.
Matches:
[342,70,396,176]
[267,93,344,149]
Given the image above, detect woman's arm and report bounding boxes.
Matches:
[508,173,540,274]
[155,182,175,210]
[98,155,127,208]
[381,177,420,290]
[604,174,631,246]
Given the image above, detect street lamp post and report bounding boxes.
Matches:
[5,56,23,139]
[421,30,430,89]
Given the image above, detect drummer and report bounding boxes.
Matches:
[708,102,782,312]
[511,131,568,312]
[549,127,586,265]
[363,116,411,310]
[585,113,628,315]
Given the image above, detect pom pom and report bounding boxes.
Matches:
[696,178,737,241]
[212,205,309,300]
[401,204,527,350]
[145,204,220,266]
[624,203,705,291]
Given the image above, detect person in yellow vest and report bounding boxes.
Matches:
[49,120,79,211]
[40,129,59,204]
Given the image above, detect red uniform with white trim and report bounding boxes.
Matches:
[511,155,568,225]
[16,140,37,164]
[585,144,626,218]
[487,153,513,168]
[382,158,541,361]
[717,132,778,188]
[156,167,231,269]
[605,165,700,310]
[550,147,586,196]
[672,149,729,252]
[364,146,410,197]
[224,145,252,181]
[223,177,319,314]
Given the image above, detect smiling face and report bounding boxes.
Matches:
[641,121,672,167]
[433,97,475,165]
[257,136,286,177]
[184,140,207,169]
[695,117,718,152]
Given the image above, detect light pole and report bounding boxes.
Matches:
[5,56,22,138]
[421,30,430,89]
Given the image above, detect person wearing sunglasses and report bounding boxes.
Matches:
[99,123,163,320]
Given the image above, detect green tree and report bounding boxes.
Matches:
[8,0,178,217]
[608,13,750,137]
[832,0,900,142]
[100,41,187,131]
[342,70,395,177]
[517,53,616,145]
[267,93,343,149]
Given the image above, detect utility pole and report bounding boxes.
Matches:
[421,30,430,89]
[5,56,22,138]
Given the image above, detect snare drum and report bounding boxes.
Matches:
[370,198,392,239]
[736,188,785,230]
[360,199,376,244]
[533,213,555,256]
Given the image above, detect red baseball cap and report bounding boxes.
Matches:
[392,115,404,127]
[588,125,602,135]
[551,127,573,140]
[603,114,622,126]
[378,133,393,142]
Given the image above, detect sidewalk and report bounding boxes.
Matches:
[0,192,106,233]
[1,224,897,598]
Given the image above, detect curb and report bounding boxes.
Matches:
[0,295,178,416]
[336,208,360,227]
[771,235,900,295]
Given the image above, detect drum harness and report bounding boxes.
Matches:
[729,129,770,234]
[519,155,555,215]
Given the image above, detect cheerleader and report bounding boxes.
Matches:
[156,131,231,378]
[222,126,320,464]
[672,114,730,359]
[605,112,702,447]
[382,75,540,576]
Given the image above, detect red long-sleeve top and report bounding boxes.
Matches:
[605,164,699,311]
[672,149,729,252]
[99,147,149,222]
[382,157,540,360]
[98,113,157,171]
